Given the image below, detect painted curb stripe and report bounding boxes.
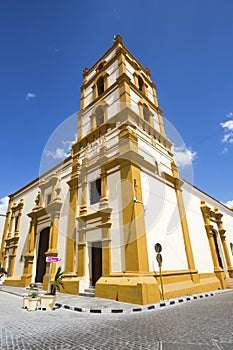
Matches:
[54,292,215,314]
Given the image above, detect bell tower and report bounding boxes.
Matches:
[66,35,174,304]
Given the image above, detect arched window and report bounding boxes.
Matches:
[143,104,150,122]
[97,77,104,96]
[138,76,144,92]
[230,243,233,256]
[96,106,104,126]
[98,62,104,70]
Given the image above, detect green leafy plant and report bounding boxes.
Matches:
[50,266,67,295]
[29,291,38,299]
[27,282,39,298]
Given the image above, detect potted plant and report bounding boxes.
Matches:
[0,266,7,284]
[40,266,67,311]
[27,284,40,311]
[23,283,39,310]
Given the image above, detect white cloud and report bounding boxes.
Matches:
[227,112,233,118]
[45,137,76,160]
[221,118,233,144]
[224,200,233,208]
[0,196,8,214]
[172,145,197,168]
[25,92,36,101]
[221,120,233,131]
[221,147,228,154]
[46,148,70,160]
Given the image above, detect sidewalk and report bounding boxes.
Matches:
[1,284,228,314]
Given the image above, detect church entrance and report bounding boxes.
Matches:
[91,242,102,286]
[35,227,50,283]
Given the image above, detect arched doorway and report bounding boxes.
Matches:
[212,229,223,269]
[35,227,50,283]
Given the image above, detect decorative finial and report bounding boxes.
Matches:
[55,180,61,199]
[114,34,123,44]
[34,191,41,207]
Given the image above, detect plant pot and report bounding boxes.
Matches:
[23,296,30,309]
[27,297,39,311]
[40,294,57,311]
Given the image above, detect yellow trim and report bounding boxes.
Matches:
[200,200,230,287]
[2,198,24,278]
[65,156,80,272]
[0,197,12,267]
[171,161,198,283]
[119,128,149,273]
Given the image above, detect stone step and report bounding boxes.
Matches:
[79,287,96,297]
[79,292,95,297]
[84,287,95,293]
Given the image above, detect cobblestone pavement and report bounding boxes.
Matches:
[1,290,233,350]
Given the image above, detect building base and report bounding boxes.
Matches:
[4,276,23,287]
[96,275,161,305]
[96,271,222,305]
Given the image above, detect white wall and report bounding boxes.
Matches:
[142,171,188,273]
[0,214,6,248]
[108,170,125,272]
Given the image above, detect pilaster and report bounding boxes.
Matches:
[171,161,198,283]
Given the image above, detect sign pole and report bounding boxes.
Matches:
[46,256,61,294]
[47,262,52,294]
[154,243,164,301]
[158,260,164,301]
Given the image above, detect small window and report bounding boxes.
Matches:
[90,178,101,205]
[96,106,104,127]
[143,105,150,122]
[46,193,52,205]
[14,216,19,231]
[230,243,233,256]
[138,76,144,92]
[98,62,104,70]
[97,77,104,96]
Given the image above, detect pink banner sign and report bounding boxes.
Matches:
[46,256,61,263]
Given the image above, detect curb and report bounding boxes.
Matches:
[54,291,215,314]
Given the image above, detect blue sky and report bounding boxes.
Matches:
[0,0,233,213]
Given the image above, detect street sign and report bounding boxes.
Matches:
[46,256,61,263]
[154,243,162,253]
[156,253,162,265]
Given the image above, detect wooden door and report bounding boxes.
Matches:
[35,227,50,283]
[91,242,102,286]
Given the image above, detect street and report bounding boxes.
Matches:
[0,290,233,349]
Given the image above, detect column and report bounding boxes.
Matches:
[102,225,112,277]
[157,107,165,137]
[200,200,226,288]
[0,197,12,266]
[215,208,233,276]
[171,162,198,282]
[99,166,109,209]
[77,228,86,277]
[14,199,24,237]
[152,82,158,107]
[65,177,79,272]
[7,210,15,239]
[21,217,37,285]
[79,155,88,216]
[120,161,149,272]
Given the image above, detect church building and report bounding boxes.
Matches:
[1,35,233,305]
